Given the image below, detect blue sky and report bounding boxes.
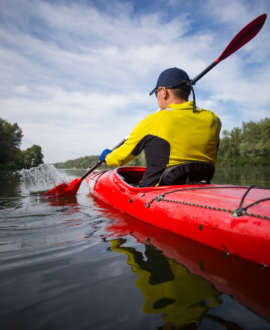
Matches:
[0,0,270,163]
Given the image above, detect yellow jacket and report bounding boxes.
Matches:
[106,102,221,186]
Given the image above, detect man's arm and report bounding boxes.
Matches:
[105,117,149,166]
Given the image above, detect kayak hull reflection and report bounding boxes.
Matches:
[86,166,270,266]
[98,201,270,322]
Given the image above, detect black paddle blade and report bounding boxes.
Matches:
[216,13,267,63]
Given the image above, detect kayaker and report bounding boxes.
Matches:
[99,68,221,187]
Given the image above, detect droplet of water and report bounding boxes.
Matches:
[18,164,70,194]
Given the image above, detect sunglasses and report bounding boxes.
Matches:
[155,81,192,97]
[154,87,163,97]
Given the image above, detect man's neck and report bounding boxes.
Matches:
[161,98,188,109]
[170,98,188,105]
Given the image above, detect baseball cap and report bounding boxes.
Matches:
[149,68,191,96]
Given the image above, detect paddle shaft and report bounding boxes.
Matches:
[81,138,126,180]
[191,61,217,85]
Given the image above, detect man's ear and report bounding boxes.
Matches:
[164,88,170,100]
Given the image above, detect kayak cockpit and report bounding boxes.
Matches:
[115,161,215,188]
[115,167,145,186]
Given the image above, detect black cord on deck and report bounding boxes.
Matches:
[149,185,270,219]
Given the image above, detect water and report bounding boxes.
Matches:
[18,164,70,194]
[212,167,270,187]
[1,167,270,329]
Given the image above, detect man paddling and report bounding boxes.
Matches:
[99,68,221,187]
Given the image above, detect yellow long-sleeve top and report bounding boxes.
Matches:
[106,101,221,187]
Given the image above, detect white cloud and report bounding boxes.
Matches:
[0,0,269,162]
[14,85,29,94]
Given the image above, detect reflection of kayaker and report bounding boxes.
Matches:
[110,238,222,326]
[101,202,270,323]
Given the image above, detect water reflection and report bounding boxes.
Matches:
[110,238,222,328]
[100,198,270,328]
[213,166,270,187]
[0,170,26,211]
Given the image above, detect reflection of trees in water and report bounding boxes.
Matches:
[212,166,270,187]
[0,171,24,209]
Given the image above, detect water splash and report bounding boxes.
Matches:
[18,164,70,194]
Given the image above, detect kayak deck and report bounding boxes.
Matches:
[86,167,270,265]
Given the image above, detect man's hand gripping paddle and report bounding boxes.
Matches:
[42,13,267,198]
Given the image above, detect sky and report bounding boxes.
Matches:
[0,0,270,163]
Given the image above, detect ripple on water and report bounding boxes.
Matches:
[0,198,107,256]
[0,169,111,272]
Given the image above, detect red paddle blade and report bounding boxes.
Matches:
[41,177,83,198]
[216,13,267,63]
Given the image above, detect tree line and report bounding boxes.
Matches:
[54,151,146,169]
[218,118,270,166]
[54,118,270,169]
[0,118,44,170]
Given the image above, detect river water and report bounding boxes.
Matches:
[1,167,270,330]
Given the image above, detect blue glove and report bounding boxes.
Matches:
[99,149,112,162]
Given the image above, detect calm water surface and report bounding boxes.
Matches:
[1,167,270,330]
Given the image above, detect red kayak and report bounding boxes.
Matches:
[86,166,270,266]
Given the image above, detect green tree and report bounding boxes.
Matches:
[54,151,146,169]
[230,127,242,157]
[240,120,266,163]
[0,119,23,164]
[218,130,230,158]
[217,118,270,166]
[261,118,270,139]
[21,145,44,168]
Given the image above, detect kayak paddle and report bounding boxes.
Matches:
[42,139,126,198]
[191,13,267,84]
[42,13,267,198]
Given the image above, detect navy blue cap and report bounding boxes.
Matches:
[149,68,191,95]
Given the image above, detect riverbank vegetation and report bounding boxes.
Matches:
[0,118,44,170]
[218,118,270,166]
[54,118,270,169]
[54,151,146,169]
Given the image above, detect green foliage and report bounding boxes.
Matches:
[55,151,146,169]
[0,118,44,169]
[217,118,270,166]
[126,151,146,167]
[0,119,23,164]
[20,145,44,168]
[55,155,104,169]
